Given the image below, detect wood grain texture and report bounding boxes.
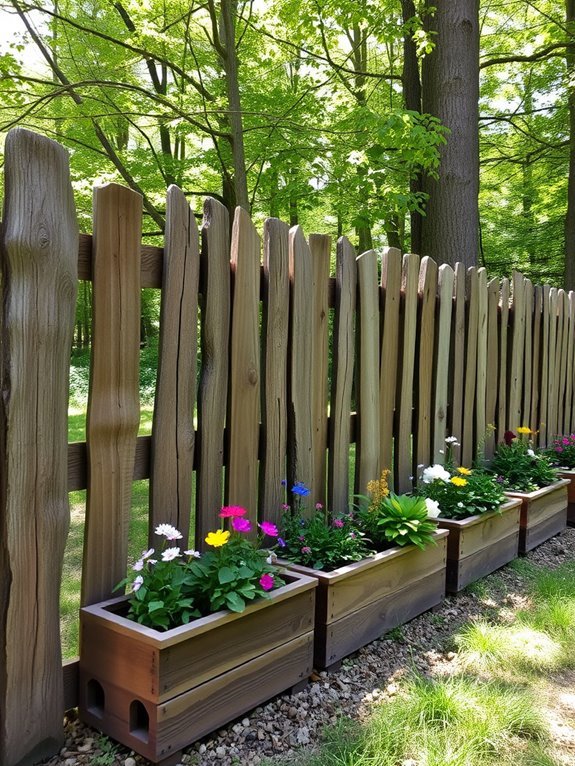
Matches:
[462,268,478,467]
[396,253,420,492]
[197,199,230,544]
[564,292,575,434]
[0,128,78,766]
[328,237,357,514]
[450,263,466,463]
[557,290,569,436]
[522,279,533,434]
[149,186,199,545]
[379,248,402,483]
[82,184,141,607]
[508,272,526,433]
[475,269,488,459]
[309,234,331,508]
[498,278,510,440]
[260,219,290,523]
[484,278,500,458]
[531,286,542,436]
[416,257,438,474]
[227,207,261,523]
[548,288,558,440]
[78,232,162,287]
[356,249,380,492]
[540,285,551,445]
[288,226,314,501]
[433,265,454,462]
[505,480,569,553]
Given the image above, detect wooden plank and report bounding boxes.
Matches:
[548,288,558,440]
[68,436,151,492]
[309,234,331,508]
[531,286,543,437]
[226,207,261,523]
[484,278,500,458]
[475,268,488,461]
[196,199,230,544]
[82,183,141,607]
[433,265,454,463]
[498,278,510,440]
[564,292,575,434]
[462,268,479,468]
[260,219,290,524]
[508,271,526,433]
[0,128,78,766]
[379,247,402,482]
[356,249,380,492]
[63,660,79,712]
[78,232,163,287]
[396,253,420,492]
[149,186,199,545]
[450,263,466,463]
[448,532,519,593]
[524,509,567,551]
[415,257,438,474]
[328,237,356,514]
[288,226,314,501]
[522,279,533,435]
[540,285,551,446]
[557,290,569,436]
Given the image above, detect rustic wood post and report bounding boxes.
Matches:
[0,128,78,766]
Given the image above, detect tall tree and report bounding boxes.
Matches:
[565,0,575,288]
[421,0,480,267]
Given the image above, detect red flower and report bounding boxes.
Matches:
[219,506,247,518]
[503,431,516,446]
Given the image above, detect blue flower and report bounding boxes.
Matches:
[277,537,286,548]
[280,479,287,487]
[291,482,310,497]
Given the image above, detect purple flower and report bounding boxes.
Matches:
[280,479,287,487]
[563,438,570,445]
[557,446,564,453]
[277,537,286,547]
[301,546,312,554]
[332,519,344,528]
[259,573,274,591]
[259,521,279,537]
[232,517,252,533]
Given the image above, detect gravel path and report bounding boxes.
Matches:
[49,527,575,766]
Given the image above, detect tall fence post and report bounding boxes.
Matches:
[0,128,78,766]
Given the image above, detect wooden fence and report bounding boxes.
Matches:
[2,128,575,766]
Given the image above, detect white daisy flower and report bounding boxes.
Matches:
[132,559,144,571]
[422,464,451,483]
[425,498,441,518]
[184,549,201,558]
[155,524,183,541]
[131,575,144,592]
[161,547,181,562]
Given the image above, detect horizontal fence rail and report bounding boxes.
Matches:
[2,128,575,766]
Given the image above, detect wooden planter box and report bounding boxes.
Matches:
[557,470,575,526]
[280,529,448,670]
[78,572,317,765]
[504,479,569,553]
[437,499,521,593]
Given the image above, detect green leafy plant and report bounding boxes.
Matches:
[546,433,575,469]
[356,470,439,550]
[489,428,558,492]
[416,438,505,519]
[277,482,371,570]
[116,510,284,631]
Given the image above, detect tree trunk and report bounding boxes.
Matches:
[565,0,575,289]
[402,0,423,254]
[421,0,479,267]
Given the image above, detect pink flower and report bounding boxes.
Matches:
[219,506,247,518]
[232,517,252,533]
[301,546,312,554]
[281,503,290,511]
[557,446,564,453]
[259,521,279,537]
[315,502,323,510]
[563,438,570,445]
[259,574,274,591]
[332,519,344,528]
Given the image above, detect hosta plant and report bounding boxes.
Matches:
[116,510,284,631]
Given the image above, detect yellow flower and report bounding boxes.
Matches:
[367,469,390,511]
[205,529,230,547]
[451,476,468,487]
[457,467,472,475]
[517,426,533,435]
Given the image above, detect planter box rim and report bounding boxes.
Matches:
[557,467,575,475]
[436,498,521,530]
[503,478,570,500]
[278,528,448,584]
[80,570,317,649]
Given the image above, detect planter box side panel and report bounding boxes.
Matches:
[314,567,446,669]
[521,485,568,529]
[457,506,520,558]
[327,541,447,624]
[521,507,568,553]
[557,472,575,524]
[80,632,313,762]
[446,531,519,593]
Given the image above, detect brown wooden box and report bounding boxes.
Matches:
[557,470,575,525]
[437,499,521,593]
[78,572,317,764]
[280,529,448,670]
[504,479,569,553]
